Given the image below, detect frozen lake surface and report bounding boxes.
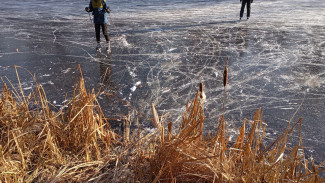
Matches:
[0,0,324,162]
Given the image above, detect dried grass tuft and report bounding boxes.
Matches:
[0,66,116,182]
[0,66,324,182]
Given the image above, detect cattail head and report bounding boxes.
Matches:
[199,82,206,101]
[223,57,229,88]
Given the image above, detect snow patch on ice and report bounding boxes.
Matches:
[304,75,321,88]
[16,31,32,39]
[130,81,142,92]
[168,48,177,52]
[129,81,142,100]
[117,34,131,47]
[127,66,137,78]
[130,86,136,92]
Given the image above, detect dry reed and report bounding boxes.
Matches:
[0,65,324,182]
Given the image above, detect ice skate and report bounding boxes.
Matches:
[96,42,102,53]
[106,41,111,54]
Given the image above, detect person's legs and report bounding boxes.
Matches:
[101,24,110,43]
[101,24,111,53]
[95,24,102,50]
[95,24,101,43]
[240,0,247,19]
[247,1,251,19]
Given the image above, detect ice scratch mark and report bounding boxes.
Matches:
[82,48,108,64]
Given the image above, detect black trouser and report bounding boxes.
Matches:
[95,23,110,43]
[240,0,251,18]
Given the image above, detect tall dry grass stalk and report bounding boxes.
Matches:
[0,66,324,182]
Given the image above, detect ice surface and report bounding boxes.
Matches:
[0,0,325,162]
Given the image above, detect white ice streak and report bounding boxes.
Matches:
[280,107,295,110]
[61,68,71,74]
[162,89,171,94]
[23,86,32,91]
[52,29,58,43]
[41,81,54,85]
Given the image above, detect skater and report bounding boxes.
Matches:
[240,0,253,20]
[85,0,111,53]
